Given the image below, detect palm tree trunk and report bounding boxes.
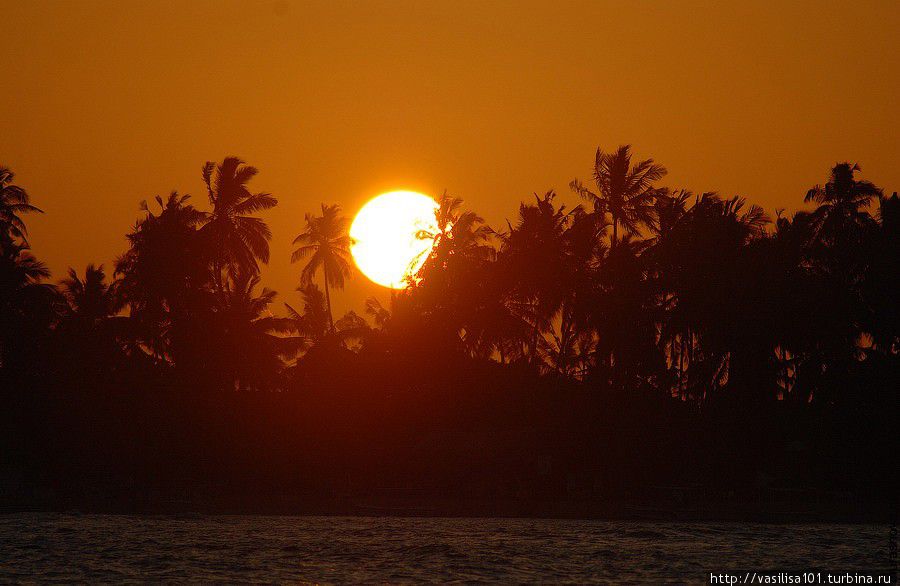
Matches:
[611,218,618,249]
[214,229,226,293]
[559,302,573,376]
[323,266,334,332]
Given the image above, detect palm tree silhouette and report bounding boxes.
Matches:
[410,192,498,350]
[291,203,352,331]
[116,193,208,299]
[0,240,55,370]
[805,162,881,244]
[284,283,331,350]
[570,145,666,249]
[282,284,370,358]
[650,188,691,241]
[0,170,52,373]
[0,167,43,248]
[201,157,277,285]
[60,264,122,322]
[115,192,209,361]
[863,193,899,353]
[462,282,532,364]
[214,270,297,390]
[57,264,132,372]
[364,296,391,330]
[428,191,495,260]
[500,191,579,366]
[650,192,770,401]
[333,310,371,350]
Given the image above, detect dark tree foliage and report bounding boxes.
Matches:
[0,152,895,517]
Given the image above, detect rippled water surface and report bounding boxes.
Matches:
[0,514,887,583]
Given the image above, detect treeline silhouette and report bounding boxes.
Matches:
[0,149,895,518]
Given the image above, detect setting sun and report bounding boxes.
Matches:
[349,191,439,289]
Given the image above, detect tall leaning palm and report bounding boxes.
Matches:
[291,203,352,331]
[570,145,666,249]
[201,157,277,285]
[0,167,43,248]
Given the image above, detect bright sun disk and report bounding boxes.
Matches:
[349,191,439,289]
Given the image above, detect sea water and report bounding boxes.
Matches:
[0,514,889,583]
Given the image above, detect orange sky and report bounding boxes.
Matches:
[2,0,898,315]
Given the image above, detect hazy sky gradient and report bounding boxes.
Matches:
[2,0,898,313]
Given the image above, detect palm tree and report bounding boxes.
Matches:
[0,245,52,309]
[862,193,899,353]
[333,310,372,350]
[214,271,298,390]
[115,192,209,361]
[59,264,121,322]
[500,191,580,366]
[425,191,495,263]
[570,145,666,249]
[291,203,352,331]
[282,284,371,356]
[805,162,881,242]
[460,280,532,364]
[410,192,498,348]
[0,167,42,248]
[365,296,391,330]
[414,196,528,362]
[57,264,133,374]
[650,188,691,242]
[0,171,51,373]
[650,193,771,401]
[201,157,277,284]
[284,283,331,350]
[0,241,56,371]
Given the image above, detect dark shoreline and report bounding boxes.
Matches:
[3,496,891,524]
